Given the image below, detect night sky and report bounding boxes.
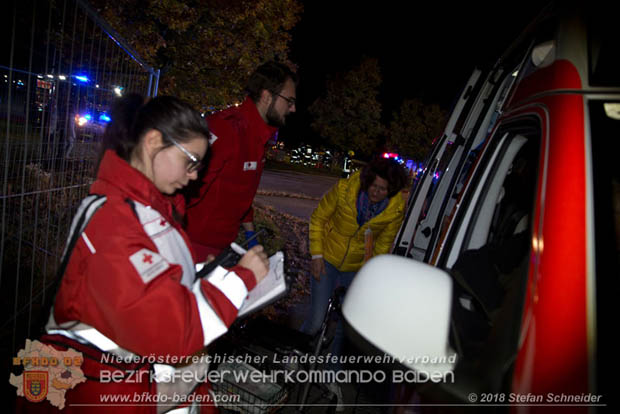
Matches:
[282,1,545,146]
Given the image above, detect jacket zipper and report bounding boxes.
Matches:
[338,225,363,268]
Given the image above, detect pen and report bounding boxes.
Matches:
[230,242,247,255]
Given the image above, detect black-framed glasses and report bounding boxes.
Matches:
[274,93,296,108]
[166,135,203,173]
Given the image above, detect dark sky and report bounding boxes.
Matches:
[282,1,545,146]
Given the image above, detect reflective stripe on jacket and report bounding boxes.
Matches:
[309,171,405,272]
[50,150,257,359]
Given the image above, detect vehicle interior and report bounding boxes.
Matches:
[423,125,541,401]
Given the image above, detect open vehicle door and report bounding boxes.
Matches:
[393,42,531,263]
[392,68,483,259]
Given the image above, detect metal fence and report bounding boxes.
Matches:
[1,0,159,375]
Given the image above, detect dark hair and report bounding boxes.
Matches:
[245,61,298,102]
[98,94,209,169]
[360,158,408,198]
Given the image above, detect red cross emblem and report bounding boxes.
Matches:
[142,254,153,264]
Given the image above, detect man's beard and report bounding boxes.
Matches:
[266,101,286,127]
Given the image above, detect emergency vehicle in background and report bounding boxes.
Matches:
[343,3,618,411]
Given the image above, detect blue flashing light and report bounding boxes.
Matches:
[99,113,111,123]
[74,75,90,83]
[84,113,92,121]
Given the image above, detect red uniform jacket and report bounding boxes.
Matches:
[185,98,277,260]
[49,150,257,358]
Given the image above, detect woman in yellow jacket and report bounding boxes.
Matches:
[303,158,407,370]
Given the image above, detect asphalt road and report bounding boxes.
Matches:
[256,169,340,219]
[258,169,340,198]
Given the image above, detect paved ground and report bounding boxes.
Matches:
[257,170,339,220]
[254,195,320,220]
[259,170,340,199]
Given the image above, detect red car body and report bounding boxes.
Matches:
[348,4,618,412]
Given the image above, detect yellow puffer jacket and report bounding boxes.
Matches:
[309,171,405,272]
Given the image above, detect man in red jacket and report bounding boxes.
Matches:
[186,62,298,261]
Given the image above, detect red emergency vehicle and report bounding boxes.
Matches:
[343,3,618,412]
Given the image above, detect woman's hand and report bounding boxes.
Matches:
[238,245,269,284]
[311,257,325,281]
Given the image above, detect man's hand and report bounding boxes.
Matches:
[311,257,325,281]
[238,245,269,284]
[244,230,259,248]
[242,223,259,248]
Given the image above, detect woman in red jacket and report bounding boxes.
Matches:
[17,95,269,413]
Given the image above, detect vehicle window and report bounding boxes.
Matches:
[447,127,540,389]
[589,100,620,402]
[471,136,530,248]
[461,126,540,250]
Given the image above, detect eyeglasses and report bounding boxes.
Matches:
[166,135,203,173]
[274,93,296,108]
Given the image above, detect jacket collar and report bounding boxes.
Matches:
[239,96,278,145]
[347,171,362,200]
[91,150,176,221]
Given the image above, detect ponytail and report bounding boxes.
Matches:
[97,94,145,170]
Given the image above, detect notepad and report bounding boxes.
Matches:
[237,251,287,317]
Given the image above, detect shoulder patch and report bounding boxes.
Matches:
[243,161,257,171]
[129,248,170,284]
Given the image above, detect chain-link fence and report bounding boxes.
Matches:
[1,0,159,387]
